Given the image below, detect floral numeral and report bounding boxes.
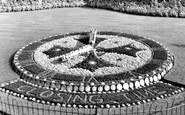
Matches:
[38,70,56,79]
[19,59,35,67]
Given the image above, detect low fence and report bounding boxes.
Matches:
[0,79,185,115]
[1,91,185,115]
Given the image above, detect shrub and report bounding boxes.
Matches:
[13,6,18,12]
[0,0,185,18]
[0,0,86,12]
[0,8,2,12]
[154,7,163,16]
[84,0,185,17]
[68,2,75,7]
[43,3,49,9]
[147,7,157,16]
[25,5,32,11]
[117,2,125,12]
[22,5,26,11]
[162,7,170,17]
[34,5,39,10]
[2,7,7,12]
[7,6,12,12]
[56,2,62,8]
[30,5,35,11]
[48,3,54,9]
[52,2,58,8]
[179,7,185,17]
[62,2,69,7]
[39,5,44,10]
[169,8,178,17]
[180,0,185,7]
[163,1,170,8]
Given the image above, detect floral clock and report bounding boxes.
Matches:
[0,29,184,115]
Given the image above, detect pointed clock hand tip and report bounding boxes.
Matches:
[89,28,97,48]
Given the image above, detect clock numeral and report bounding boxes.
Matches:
[38,70,56,79]
[83,76,98,83]
[22,50,34,53]
[19,59,35,67]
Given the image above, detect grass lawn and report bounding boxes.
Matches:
[0,7,185,85]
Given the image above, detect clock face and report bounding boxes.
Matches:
[34,35,151,76]
[13,32,172,85]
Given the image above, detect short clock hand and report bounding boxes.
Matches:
[50,29,97,61]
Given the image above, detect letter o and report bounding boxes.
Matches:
[40,91,54,98]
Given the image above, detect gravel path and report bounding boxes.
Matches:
[0,8,185,85]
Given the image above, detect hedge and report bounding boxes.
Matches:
[0,0,185,18]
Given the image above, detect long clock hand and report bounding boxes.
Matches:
[50,45,93,61]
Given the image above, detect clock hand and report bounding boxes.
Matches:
[50,45,93,61]
[89,28,97,48]
[50,29,97,62]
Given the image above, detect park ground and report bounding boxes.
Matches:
[0,8,185,85]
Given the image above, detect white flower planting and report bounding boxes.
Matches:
[34,35,152,77]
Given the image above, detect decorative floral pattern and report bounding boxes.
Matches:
[34,35,152,77]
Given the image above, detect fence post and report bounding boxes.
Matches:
[0,96,2,113]
[183,94,185,115]
[12,99,19,115]
[7,95,12,115]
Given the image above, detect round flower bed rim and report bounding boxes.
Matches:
[12,31,175,94]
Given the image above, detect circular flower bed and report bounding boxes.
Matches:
[11,31,174,94]
[0,31,182,115]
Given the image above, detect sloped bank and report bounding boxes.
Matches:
[1,0,185,18]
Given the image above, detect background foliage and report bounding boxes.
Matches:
[0,0,185,17]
